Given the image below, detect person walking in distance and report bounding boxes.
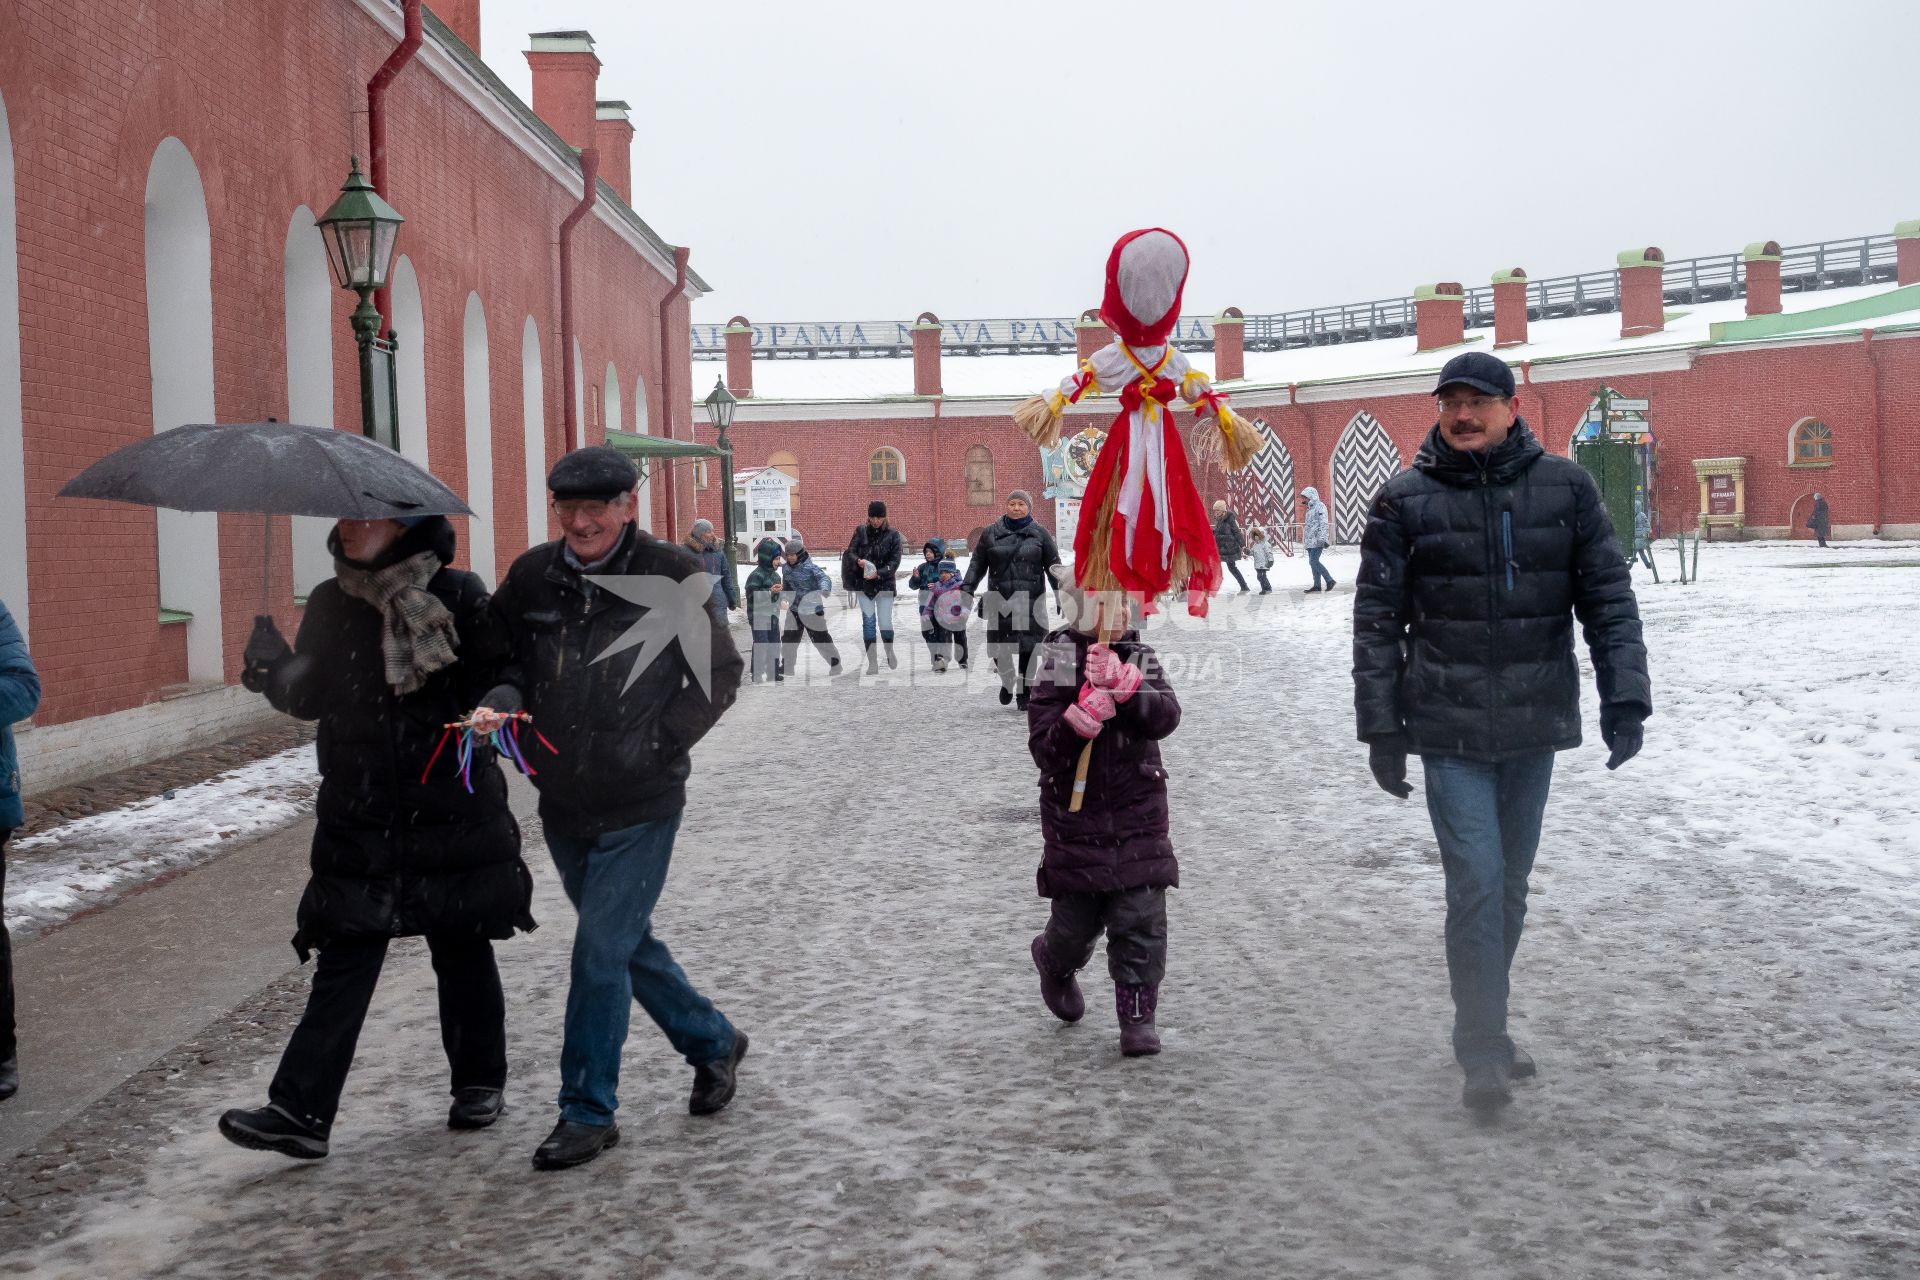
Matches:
[1248,525,1276,595]
[842,501,903,673]
[1300,487,1335,593]
[744,537,786,683]
[962,490,1061,709]
[1353,351,1650,1113]
[780,535,844,679]
[0,598,40,1105]
[1808,491,1831,548]
[470,446,746,1170]
[1211,499,1250,592]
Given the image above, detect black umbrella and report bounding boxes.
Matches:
[59,420,475,608]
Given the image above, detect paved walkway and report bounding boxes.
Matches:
[1,567,1915,1278]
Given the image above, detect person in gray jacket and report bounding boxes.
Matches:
[1300,487,1335,593]
[0,599,42,1103]
[683,520,740,619]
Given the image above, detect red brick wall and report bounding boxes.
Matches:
[4,0,687,726]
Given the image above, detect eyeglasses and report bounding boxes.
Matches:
[1436,395,1504,415]
[551,497,615,519]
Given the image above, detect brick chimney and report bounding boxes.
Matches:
[912,312,942,397]
[1414,282,1465,351]
[724,316,754,397]
[434,0,480,51]
[1743,240,1783,317]
[1075,308,1112,363]
[594,101,635,203]
[1897,219,1920,287]
[1213,308,1245,381]
[1617,246,1666,337]
[525,31,600,154]
[1492,269,1528,347]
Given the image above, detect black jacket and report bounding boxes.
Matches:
[1212,512,1245,560]
[263,519,533,959]
[1808,497,1831,533]
[842,522,904,596]
[485,524,744,838]
[1352,421,1651,761]
[963,518,1061,609]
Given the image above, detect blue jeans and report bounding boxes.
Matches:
[545,815,736,1126]
[1420,752,1556,1071]
[1306,546,1335,589]
[858,592,895,644]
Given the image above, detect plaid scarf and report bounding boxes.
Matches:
[333,550,459,696]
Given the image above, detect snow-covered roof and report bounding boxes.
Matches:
[725,282,1920,406]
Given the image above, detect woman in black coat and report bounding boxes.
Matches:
[961,489,1061,708]
[219,516,535,1160]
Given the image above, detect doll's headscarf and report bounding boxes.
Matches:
[1100,228,1189,347]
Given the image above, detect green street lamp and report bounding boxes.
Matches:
[702,375,740,573]
[316,156,405,448]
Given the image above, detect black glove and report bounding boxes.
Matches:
[1368,737,1413,799]
[240,615,291,692]
[1601,707,1644,771]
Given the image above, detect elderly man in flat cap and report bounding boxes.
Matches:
[470,446,745,1170]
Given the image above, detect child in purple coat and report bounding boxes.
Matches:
[1025,593,1181,1056]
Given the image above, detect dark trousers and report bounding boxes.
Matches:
[0,830,12,1063]
[749,621,781,681]
[1254,567,1272,592]
[1222,558,1250,591]
[269,932,507,1132]
[781,609,840,672]
[986,624,1043,698]
[1042,886,1168,986]
[922,620,968,665]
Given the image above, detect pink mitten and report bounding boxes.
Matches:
[1077,683,1117,722]
[1062,704,1103,739]
[1107,662,1143,703]
[1083,643,1123,689]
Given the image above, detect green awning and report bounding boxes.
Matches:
[603,431,725,460]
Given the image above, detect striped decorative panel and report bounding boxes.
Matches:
[1330,412,1401,544]
[1228,417,1294,537]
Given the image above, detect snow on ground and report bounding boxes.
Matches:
[4,540,1917,1276]
[4,747,319,936]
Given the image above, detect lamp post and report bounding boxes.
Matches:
[316,156,405,448]
[702,375,739,574]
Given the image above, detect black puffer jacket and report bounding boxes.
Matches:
[1352,420,1651,760]
[1212,512,1245,559]
[485,523,744,839]
[963,518,1061,610]
[841,522,904,596]
[264,519,533,959]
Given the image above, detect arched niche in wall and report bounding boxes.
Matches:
[462,292,495,585]
[0,91,26,638]
[521,317,546,549]
[1228,418,1294,537]
[1329,411,1399,545]
[282,205,337,599]
[144,137,222,679]
[630,369,652,534]
[388,255,429,469]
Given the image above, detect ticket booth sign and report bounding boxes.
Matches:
[1707,475,1737,516]
[1692,456,1748,539]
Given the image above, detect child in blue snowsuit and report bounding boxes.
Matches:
[908,538,948,666]
[744,537,786,682]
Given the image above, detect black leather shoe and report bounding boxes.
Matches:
[447,1086,505,1130]
[1462,1062,1513,1111]
[0,1056,17,1102]
[1510,1044,1537,1080]
[689,1031,750,1116]
[532,1119,619,1170]
[219,1103,329,1159]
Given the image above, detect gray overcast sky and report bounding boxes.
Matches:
[477,0,1920,327]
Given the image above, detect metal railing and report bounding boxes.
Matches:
[692,232,1903,359]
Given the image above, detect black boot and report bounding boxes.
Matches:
[0,1056,16,1103]
[447,1086,505,1130]
[1462,1062,1512,1111]
[532,1119,620,1170]
[1510,1044,1537,1080]
[219,1103,329,1160]
[998,685,1013,705]
[690,1031,749,1116]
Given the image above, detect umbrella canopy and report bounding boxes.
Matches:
[58,421,473,519]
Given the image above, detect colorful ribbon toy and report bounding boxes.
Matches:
[421,711,558,794]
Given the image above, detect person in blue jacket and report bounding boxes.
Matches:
[0,598,42,1103]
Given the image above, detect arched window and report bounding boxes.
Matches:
[462,292,495,584]
[604,362,623,435]
[388,256,429,468]
[964,444,995,505]
[521,317,547,549]
[769,450,800,516]
[869,446,904,485]
[1789,418,1833,468]
[283,206,337,600]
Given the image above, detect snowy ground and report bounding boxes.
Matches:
[2,540,1916,1277]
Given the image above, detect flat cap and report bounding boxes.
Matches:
[547,446,639,499]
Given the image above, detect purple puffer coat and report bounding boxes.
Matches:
[1026,627,1181,898]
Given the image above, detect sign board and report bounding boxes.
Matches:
[1607,397,1650,414]
[1054,497,1081,556]
[1707,475,1737,516]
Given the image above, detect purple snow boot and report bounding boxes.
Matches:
[1116,983,1161,1057]
[1031,935,1085,1022]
